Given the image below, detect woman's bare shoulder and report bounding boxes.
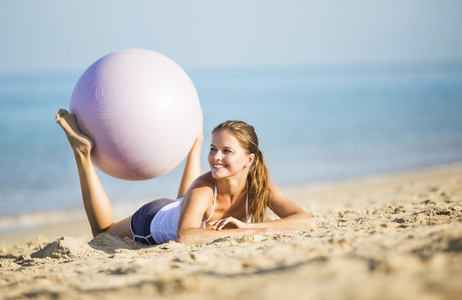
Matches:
[191,172,214,188]
[185,172,214,199]
[180,172,215,214]
[267,181,290,204]
[268,181,284,194]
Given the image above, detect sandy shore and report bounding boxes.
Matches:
[1,163,461,300]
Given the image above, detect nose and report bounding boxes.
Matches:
[213,150,222,160]
[210,150,222,161]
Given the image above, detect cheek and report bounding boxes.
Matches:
[229,155,247,169]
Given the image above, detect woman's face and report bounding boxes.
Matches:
[208,130,254,180]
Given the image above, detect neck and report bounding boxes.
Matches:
[216,175,247,202]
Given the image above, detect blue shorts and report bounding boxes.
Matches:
[130,198,178,245]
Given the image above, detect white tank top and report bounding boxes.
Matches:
[150,181,249,244]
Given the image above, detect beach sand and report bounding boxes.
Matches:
[1,163,461,300]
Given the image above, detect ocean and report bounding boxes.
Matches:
[1,61,462,229]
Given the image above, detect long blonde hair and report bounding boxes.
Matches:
[212,120,270,222]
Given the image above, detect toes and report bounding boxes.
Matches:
[56,109,66,121]
[56,109,70,123]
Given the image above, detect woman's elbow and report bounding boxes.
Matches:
[299,214,316,230]
[305,217,316,230]
[176,231,187,244]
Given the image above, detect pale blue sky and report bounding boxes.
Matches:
[1,0,462,73]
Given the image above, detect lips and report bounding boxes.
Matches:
[213,163,227,169]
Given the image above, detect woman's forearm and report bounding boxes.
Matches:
[177,227,287,245]
[177,136,203,197]
[249,213,316,231]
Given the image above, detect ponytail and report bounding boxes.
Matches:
[247,149,270,222]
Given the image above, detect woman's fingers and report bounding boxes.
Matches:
[217,218,234,230]
[209,217,245,230]
[213,218,230,230]
[209,217,229,230]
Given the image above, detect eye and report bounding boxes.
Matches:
[223,149,232,153]
[209,147,217,152]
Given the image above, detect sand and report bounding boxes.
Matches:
[1,163,461,300]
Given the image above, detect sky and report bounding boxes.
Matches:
[1,0,462,74]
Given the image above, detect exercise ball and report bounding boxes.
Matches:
[69,49,201,180]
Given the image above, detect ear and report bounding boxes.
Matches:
[245,153,255,168]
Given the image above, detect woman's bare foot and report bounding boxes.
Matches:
[56,109,94,155]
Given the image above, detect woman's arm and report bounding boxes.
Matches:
[177,110,203,197]
[177,135,203,197]
[210,182,316,231]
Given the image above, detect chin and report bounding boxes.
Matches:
[210,168,232,180]
[211,171,225,179]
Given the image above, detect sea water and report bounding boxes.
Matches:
[1,61,462,222]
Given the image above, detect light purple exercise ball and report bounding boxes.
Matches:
[69,49,201,180]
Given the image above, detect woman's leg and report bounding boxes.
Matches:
[177,110,203,197]
[56,109,132,238]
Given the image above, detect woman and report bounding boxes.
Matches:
[56,109,315,245]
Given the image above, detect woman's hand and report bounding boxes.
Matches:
[209,217,250,231]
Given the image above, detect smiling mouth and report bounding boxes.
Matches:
[213,163,227,169]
